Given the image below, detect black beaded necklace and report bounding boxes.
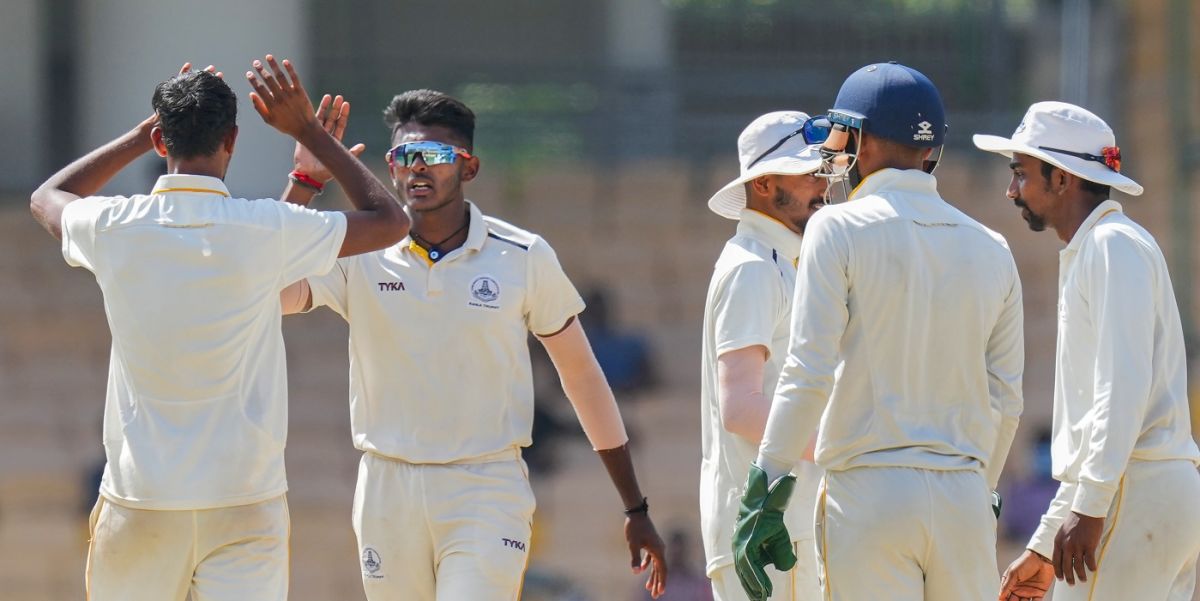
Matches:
[410,210,470,262]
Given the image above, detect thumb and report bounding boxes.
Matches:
[349,143,367,158]
[629,543,643,572]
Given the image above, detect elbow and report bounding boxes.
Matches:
[719,404,760,444]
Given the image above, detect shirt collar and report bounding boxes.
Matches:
[1065,199,1124,252]
[848,168,937,202]
[401,200,486,263]
[737,208,803,261]
[150,174,230,197]
[464,200,487,251]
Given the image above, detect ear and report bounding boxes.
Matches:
[151,126,169,157]
[460,155,481,182]
[222,125,239,155]
[750,174,773,195]
[1055,168,1071,194]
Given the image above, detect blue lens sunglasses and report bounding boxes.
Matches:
[386,141,474,168]
[746,115,833,168]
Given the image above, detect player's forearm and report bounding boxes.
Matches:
[43,116,157,198]
[280,180,319,207]
[716,347,771,444]
[720,391,770,444]
[33,116,157,237]
[597,443,648,511]
[540,320,629,450]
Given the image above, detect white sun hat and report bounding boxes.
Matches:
[972,101,1143,196]
[707,111,826,219]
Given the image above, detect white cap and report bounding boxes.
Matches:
[973,101,1142,196]
[707,111,825,219]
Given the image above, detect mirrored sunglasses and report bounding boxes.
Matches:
[385,141,473,168]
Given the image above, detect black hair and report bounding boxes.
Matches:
[1040,160,1111,198]
[151,71,237,159]
[383,89,475,150]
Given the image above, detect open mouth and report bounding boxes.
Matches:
[407,181,434,196]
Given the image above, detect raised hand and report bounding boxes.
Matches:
[293,94,366,183]
[245,55,320,140]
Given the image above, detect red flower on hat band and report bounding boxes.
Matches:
[1101,146,1121,172]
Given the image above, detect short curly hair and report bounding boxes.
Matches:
[151,71,237,159]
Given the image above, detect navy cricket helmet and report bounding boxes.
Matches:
[829,62,946,148]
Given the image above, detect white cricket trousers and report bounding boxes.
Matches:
[710,540,822,601]
[816,466,998,601]
[85,494,289,601]
[1050,459,1200,601]
[353,451,535,601]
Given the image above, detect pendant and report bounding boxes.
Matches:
[429,249,441,261]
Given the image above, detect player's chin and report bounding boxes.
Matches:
[403,194,451,213]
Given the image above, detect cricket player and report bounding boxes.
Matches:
[977,102,1200,601]
[29,57,409,601]
[731,62,1025,601]
[700,111,828,600]
[279,89,668,600]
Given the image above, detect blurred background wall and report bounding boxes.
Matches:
[1,0,1197,599]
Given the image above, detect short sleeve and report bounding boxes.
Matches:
[277,202,348,285]
[61,197,109,271]
[712,260,782,357]
[306,258,351,318]
[525,236,586,336]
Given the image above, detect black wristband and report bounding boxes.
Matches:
[624,497,649,516]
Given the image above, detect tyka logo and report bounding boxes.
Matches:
[501,538,527,552]
[361,547,383,578]
[913,120,935,142]
[377,281,406,292]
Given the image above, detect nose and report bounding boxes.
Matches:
[410,154,429,172]
[1006,175,1019,200]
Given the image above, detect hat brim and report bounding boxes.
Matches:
[707,147,824,219]
[972,134,1143,196]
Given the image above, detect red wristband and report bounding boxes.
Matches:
[289,170,325,192]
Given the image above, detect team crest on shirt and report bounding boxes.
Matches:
[469,275,502,310]
[361,547,383,578]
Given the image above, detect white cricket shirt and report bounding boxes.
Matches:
[700,209,822,575]
[61,174,347,509]
[1027,200,1200,557]
[759,169,1024,481]
[305,201,585,463]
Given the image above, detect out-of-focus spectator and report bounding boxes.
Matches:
[578,288,656,393]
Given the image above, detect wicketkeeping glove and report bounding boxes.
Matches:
[732,464,797,600]
[992,490,1002,519]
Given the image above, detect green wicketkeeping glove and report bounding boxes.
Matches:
[732,464,797,601]
[992,490,1002,519]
